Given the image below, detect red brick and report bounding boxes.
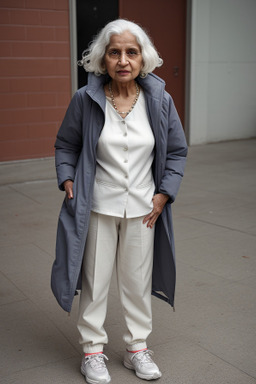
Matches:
[0,93,27,109]
[42,106,66,122]
[26,25,55,41]
[0,78,11,92]
[56,92,70,107]
[41,10,68,26]
[0,42,12,57]
[10,77,41,92]
[25,0,55,10]
[56,58,70,75]
[0,9,10,24]
[0,138,55,161]
[29,138,55,157]
[54,0,69,11]
[0,25,26,40]
[55,26,69,41]
[0,108,42,125]
[0,124,28,141]
[11,41,41,57]
[40,77,70,92]
[0,121,57,152]
[54,121,59,133]
[27,122,56,138]
[0,0,25,9]
[27,92,56,107]
[0,58,57,76]
[9,9,41,26]
[41,41,69,57]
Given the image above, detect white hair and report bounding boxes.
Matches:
[78,19,163,77]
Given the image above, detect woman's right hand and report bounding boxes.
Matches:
[63,179,74,199]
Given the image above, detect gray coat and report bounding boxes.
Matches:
[51,72,187,313]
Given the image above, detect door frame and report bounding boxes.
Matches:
[184,0,192,143]
[69,0,78,96]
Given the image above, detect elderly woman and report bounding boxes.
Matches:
[51,19,187,383]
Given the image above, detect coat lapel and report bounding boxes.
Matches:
[137,74,165,189]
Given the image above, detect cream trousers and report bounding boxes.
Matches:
[77,211,155,353]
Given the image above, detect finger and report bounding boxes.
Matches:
[68,188,74,199]
[148,219,155,228]
[146,214,155,228]
[147,212,160,228]
[143,212,153,224]
[65,186,73,199]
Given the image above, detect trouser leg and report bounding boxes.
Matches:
[117,216,155,351]
[77,212,118,353]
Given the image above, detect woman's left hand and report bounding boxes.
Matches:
[143,193,169,228]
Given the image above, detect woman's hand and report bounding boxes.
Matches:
[143,193,169,228]
[63,179,74,199]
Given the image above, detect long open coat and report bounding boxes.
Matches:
[51,72,187,313]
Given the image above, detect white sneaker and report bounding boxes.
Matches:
[81,353,111,384]
[124,349,162,380]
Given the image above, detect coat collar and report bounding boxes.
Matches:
[85,73,109,112]
[85,72,166,143]
[137,73,165,135]
[86,72,166,105]
[136,73,166,102]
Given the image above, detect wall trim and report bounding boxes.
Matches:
[184,0,192,145]
[69,0,78,96]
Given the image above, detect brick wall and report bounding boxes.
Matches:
[0,0,71,161]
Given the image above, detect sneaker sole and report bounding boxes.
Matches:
[123,361,162,380]
[81,367,111,384]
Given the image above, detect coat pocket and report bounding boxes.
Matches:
[65,194,76,217]
[64,177,78,217]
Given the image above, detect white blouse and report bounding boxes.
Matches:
[91,89,155,218]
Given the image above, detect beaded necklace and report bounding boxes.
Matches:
[108,81,139,117]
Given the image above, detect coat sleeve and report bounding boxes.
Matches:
[55,91,83,190]
[158,92,188,203]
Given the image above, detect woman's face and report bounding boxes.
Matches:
[103,31,143,84]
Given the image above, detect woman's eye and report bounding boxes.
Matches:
[127,51,137,56]
[109,50,118,56]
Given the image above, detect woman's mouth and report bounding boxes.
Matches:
[117,71,130,75]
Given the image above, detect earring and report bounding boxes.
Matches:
[140,72,147,78]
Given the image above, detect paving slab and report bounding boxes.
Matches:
[0,271,26,306]
[0,300,78,378]
[176,228,256,281]
[154,337,256,384]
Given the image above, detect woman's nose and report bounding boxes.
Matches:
[119,52,128,65]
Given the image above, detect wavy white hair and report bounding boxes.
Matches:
[78,19,163,77]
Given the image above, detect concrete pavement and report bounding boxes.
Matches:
[0,139,256,384]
